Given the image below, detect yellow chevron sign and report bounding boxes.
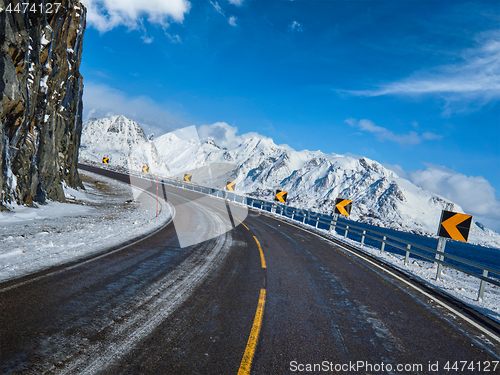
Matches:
[334,198,352,216]
[142,166,149,173]
[102,157,109,164]
[184,174,192,182]
[226,181,236,192]
[274,190,287,203]
[438,210,472,242]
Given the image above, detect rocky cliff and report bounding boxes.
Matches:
[0,0,86,209]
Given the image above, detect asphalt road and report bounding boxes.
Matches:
[1,166,499,375]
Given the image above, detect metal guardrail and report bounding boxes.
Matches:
[79,161,500,301]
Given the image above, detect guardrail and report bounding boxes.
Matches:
[79,161,500,301]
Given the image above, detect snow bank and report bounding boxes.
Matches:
[0,170,173,283]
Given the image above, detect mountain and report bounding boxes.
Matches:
[80,116,170,175]
[80,116,500,248]
[0,0,86,209]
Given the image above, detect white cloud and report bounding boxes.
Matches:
[209,1,238,26]
[347,30,500,109]
[141,36,154,44]
[345,118,442,145]
[228,0,244,6]
[210,1,224,16]
[197,122,269,149]
[384,163,500,231]
[83,82,186,136]
[407,164,500,221]
[288,20,303,32]
[228,16,237,27]
[80,0,191,33]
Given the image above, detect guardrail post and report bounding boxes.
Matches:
[344,226,349,238]
[435,238,447,280]
[330,213,338,233]
[291,211,295,220]
[381,236,386,253]
[361,230,366,246]
[280,206,284,215]
[271,204,276,214]
[405,244,411,265]
[303,213,306,224]
[478,270,489,301]
[315,216,320,228]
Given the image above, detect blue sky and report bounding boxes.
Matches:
[79,0,500,230]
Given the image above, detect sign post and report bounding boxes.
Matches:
[435,203,473,280]
[156,175,159,217]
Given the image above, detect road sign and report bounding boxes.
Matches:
[226,181,236,192]
[438,210,472,242]
[334,198,352,216]
[184,174,192,182]
[102,157,109,164]
[142,166,149,173]
[275,190,287,203]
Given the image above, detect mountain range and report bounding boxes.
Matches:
[79,115,500,249]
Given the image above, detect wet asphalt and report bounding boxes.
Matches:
[0,166,498,374]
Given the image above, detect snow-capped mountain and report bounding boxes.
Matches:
[79,116,500,248]
[80,115,170,175]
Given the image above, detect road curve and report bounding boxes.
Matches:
[0,166,498,375]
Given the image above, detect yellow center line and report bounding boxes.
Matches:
[208,203,250,230]
[253,236,266,269]
[237,288,266,375]
[237,220,250,231]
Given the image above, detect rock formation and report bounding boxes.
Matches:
[0,0,86,209]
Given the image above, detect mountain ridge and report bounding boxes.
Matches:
[79,115,500,249]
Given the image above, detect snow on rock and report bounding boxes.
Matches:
[0,170,173,283]
[80,115,170,176]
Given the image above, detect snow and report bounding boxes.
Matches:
[81,116,170,176]
[40,75,49,93]
[41,34,50,46]
[80,115,500,249]
[0,170,173,283]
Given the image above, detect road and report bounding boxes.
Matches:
[1,165,499,374]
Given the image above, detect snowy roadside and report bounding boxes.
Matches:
[0,170,173,283]
[331,232,500,323]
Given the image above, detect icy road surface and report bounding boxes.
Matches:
[0,170,173,282]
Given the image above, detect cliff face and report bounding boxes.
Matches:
[0,0,86,209]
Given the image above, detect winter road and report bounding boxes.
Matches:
[1,165,499,374]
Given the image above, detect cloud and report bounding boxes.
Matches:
[210,1,224,16]
[347,30,500,110]
[80,0,191,33]
[288,20,303,32]
[141,36,154,44]
[407,164,500,220]
[197,122,270,149]
[228,16,237,27]
[228,0,244,5]
[384,163,500,231]
[209,1,238,26]
[345,118,442,145]
[83,82,186,136]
